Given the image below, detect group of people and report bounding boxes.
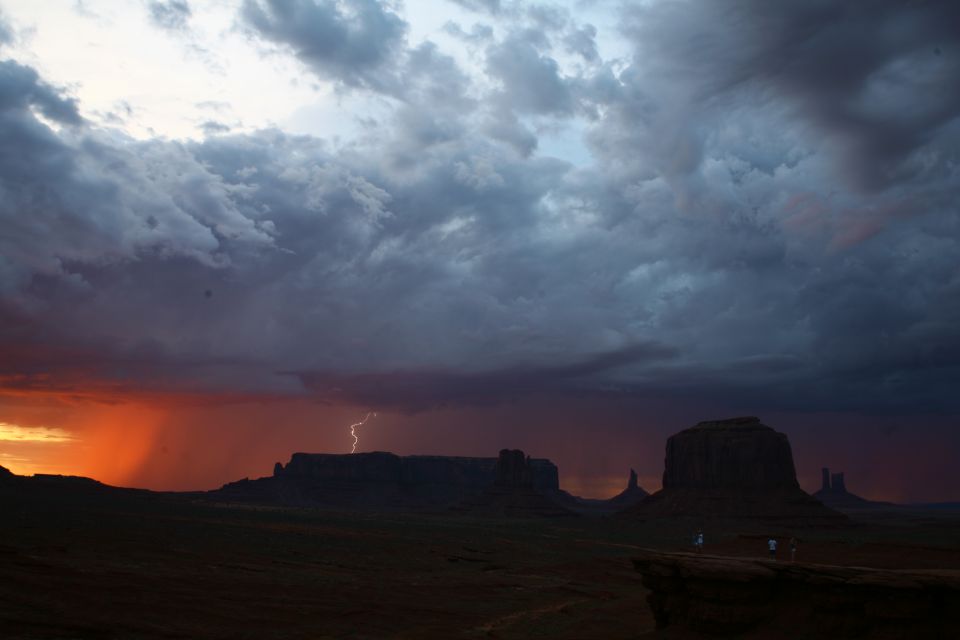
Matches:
[692,529,799,561]
[767,536,798,561]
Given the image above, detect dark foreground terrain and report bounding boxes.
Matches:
[2,480,960,639]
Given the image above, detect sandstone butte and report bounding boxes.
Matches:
[626,416,846,523]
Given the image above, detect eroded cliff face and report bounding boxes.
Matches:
[814,467,891,509]
[277,451,559,491]
[633,550,960,639]
[454,449,577,517]
[662,417,798,491]
[494,449,533,488]
[627,417,844,522]
[608,468,649,508]
[214,451,562,509]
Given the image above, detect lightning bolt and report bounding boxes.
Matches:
[349,412,376,454]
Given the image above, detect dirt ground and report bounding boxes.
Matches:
[2,483,959,639]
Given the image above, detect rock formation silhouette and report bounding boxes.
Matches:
[214,450,564,510]
[494,449,534,488]
[453,449,577,517]
[625,417,845,522]
[607,468,649,508]
[814,467,891,509]
[661,416,799,490]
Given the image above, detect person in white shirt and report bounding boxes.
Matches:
[768,537,777,560]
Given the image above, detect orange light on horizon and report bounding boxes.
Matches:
[0,386,353,490]
[0,421,77,443]
[0,421,79,476]
[0,403,166,486]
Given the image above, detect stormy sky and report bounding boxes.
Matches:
[1,0,958,500]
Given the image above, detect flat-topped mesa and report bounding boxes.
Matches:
[662,416,800,491]
[274,451,559,491]
[626,417,845,522]
[216,451,562,509]
[279,451,404,482]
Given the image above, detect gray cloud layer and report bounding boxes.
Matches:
[147,0,192,32]
[239,0,407,90]
[0,9,12,46]
[1,0,958,414]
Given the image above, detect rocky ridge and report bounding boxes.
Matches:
[633,549,960,638]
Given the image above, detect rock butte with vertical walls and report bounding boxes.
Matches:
[661,416,799,490]
[213,451,565,510]
[454,449,578,517]
[626,417,846,522]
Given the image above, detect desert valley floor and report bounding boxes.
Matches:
[3,480,960,639]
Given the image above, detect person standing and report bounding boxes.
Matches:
[695,529,704,554]
[789,537,798,562]
[767,537,777,560]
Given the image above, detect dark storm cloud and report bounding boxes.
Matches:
[2,1,959,417]
[0,60,82,125]
[147,0,192,32]
[293,342,677,411]
[0,60,273,330]
[617,0,960,191]
[239,0,407,90]
[485,31,574,115]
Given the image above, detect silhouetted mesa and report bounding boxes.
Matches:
[661,416,799,490]
[0,465,13,483]
[626,417,845,522]
[213,451,562,510]
[814,466,892,509]
[454,449,577,517]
